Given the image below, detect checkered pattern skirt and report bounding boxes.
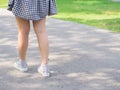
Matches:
[8,0,57,20]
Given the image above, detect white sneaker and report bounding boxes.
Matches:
[38,64,50,77]
[13,61,28,72]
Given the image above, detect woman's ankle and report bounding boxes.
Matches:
[41,58,49,65]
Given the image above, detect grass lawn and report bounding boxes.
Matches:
[0,0,8,8]
[0,0,120,32]
[54,0,120,32]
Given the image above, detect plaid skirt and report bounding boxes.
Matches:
[8,0,57,20]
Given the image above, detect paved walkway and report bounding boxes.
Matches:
[0,9,120,90]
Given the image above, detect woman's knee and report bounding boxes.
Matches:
[16,16,30,35]
[33,18,46,34]
[18,30,30,38]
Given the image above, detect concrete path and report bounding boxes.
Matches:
[0,9,120,90]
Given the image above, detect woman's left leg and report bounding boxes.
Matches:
[13,16,30,72]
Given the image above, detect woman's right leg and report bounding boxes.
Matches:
[15,16,30,61]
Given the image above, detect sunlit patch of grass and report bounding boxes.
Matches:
[0,0,8,8]
[52,0,120,32]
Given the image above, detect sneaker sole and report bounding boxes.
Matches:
[38,69,50,77]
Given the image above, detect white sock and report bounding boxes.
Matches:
[19,60,28,68]
[41,63,48,66]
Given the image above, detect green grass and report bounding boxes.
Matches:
[0,0,8,8]
[53,0,120,32]
[0,0,120,32]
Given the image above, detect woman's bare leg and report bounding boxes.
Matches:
[32,17,49,64]
[15,16,30,61]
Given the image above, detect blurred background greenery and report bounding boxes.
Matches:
[0,0,120,32]
[0,0,8,8]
